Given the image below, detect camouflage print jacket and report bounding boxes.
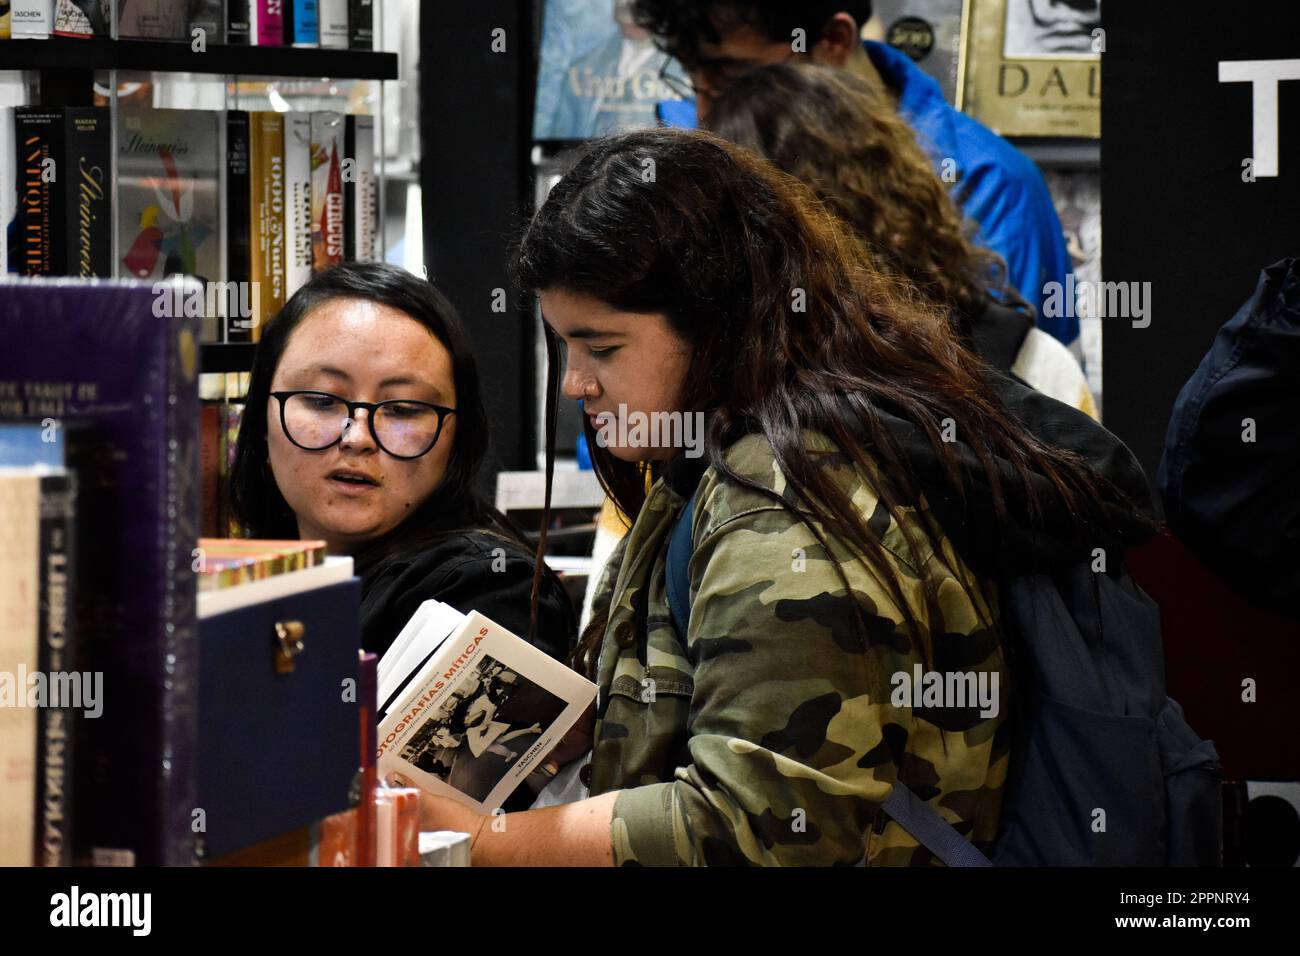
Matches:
[589,432,1011,866]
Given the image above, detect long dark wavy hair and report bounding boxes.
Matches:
[230,263,530,583]
[705,62,1014,321]
[517,128,1139,676]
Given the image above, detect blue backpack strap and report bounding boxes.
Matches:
[881,783,994,867]
[665,493,696,637]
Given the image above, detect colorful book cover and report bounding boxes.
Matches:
[0,281,201,866]
[224,110,253,342]
[346,0,369,50]
[1,1,11,38]
[316,0,343,48]
[1,107,15,273]
[117,108,220,285]
[14,108,65,277]
[248,0,283,46]
[116,0,188,38]
[53,0,109,36]
[286,0,315,46]
[63,108,112,279]
[12,0,54,38]
[226,0,248,44]
[249,111,285,339]
[344,113,375,263]
[283,112,313,297]
[187,0,224,43]
[309,111,344,272]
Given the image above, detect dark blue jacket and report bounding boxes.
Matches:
[659,40,1076,348]
[1159,257,1300,614]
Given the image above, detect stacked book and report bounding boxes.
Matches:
[1,1,374,48]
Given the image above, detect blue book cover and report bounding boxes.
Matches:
[0,279,200,867]
[287,0,318,46]
[533,0,685,141]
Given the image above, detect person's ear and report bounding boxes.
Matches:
[811,12,861,67]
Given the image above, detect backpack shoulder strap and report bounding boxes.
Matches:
[665,493,695,637]
[881,783,994,867]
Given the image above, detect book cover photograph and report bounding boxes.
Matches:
[116,108,221,283]
[53,0,110,36]
[872,0,967,106]
[117,0,188,38]
[376,604,596,813]
[533,0,683,141]
[961,0,1101,137]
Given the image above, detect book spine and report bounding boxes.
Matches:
[62,108,112,279]
[15,107,65,277]
[249,112,285,341]
[1,108,14,273]
[0,474,39,866]
[283,112,312,298]
[287,0,316,46]
[11,0,53,39]
[199,404,220,538]
[225,110,252,342]
[349,114,375,262]
[187,0,225,44]
[160,283,202,867]
[34,471,76,867]
[346,0,369,50]
[226,0,249,44]
[53,0,108,37]
[254,0,282,45]
[309,111,344,273]
[117,0,189,39]
[358,650,377,868]
[317,0,345,49]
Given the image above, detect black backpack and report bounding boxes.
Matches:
[666,494,1223,866]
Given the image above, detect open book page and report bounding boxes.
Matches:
[377,611,596,813]
[377,600,464,719]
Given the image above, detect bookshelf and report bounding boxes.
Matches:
[1,38,397,80]
[6,32,397,378]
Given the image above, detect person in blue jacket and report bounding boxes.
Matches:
[634,0,1078,353]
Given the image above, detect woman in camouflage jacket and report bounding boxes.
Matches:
[409,128,1144,865]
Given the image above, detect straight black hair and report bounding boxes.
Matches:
[230,262,529,580]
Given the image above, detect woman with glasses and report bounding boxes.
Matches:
[229,262,577,674]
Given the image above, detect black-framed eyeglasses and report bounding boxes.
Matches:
[658,49,800,102]
[271,390,456,461]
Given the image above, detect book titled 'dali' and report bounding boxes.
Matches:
[377,603,595,813]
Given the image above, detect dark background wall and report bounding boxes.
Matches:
[1101,1,1300,481]
[420,1,540,487]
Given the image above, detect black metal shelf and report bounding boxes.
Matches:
[2,37,397,80]
[1007,136,1101,170]
[200,343,258,374]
